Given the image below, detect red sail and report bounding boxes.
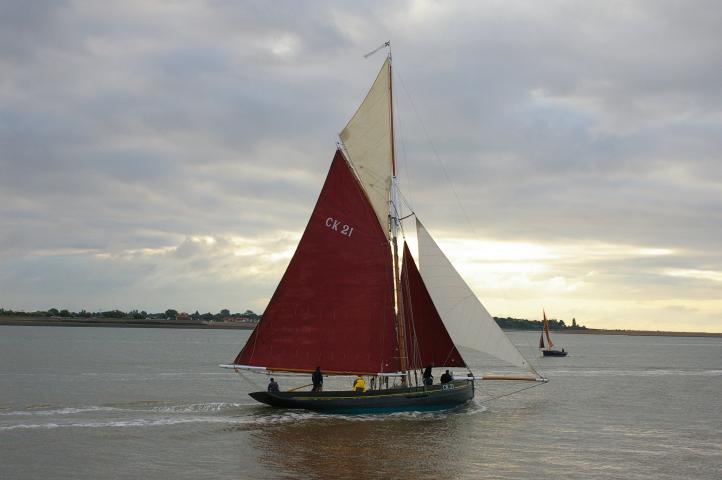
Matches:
[400,243,466,369]
[233,150,398,374]
[543,310,554,348]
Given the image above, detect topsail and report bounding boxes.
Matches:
[339,59,393,237]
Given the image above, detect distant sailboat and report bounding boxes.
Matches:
[220,46,547,413]
[540,310,568,357]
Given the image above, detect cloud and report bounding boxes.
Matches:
[0,1,720,331]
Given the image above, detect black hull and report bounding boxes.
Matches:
[249,380,475,414]
[542,349,568,356]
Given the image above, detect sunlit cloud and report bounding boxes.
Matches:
[663,269,722,283]
[269,35,298,57]
[421,235,714,331]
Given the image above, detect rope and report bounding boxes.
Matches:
[236,369,263,390]
[522,332,546,379]
[395,69,479,240]
[477,380,547,404]
[287,383,313,392]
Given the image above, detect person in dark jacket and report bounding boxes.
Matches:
[312,367,323,392]
[422,364,433,386]
[440,370,453,384]
[267,378,280,392]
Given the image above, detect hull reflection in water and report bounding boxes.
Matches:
[250,380,474,414]
[248,405,479,480]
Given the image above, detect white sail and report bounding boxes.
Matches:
[339,59,393,236]
[416,219,533,371]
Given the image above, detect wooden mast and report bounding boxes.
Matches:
[387,46,409,380]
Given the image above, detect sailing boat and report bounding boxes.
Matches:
[221,46,547,413]
[539,310,568,357]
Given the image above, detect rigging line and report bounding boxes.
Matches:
[400,256,422,371]
[392,66,412,201]
[380,272,392,375]
[477,380,546,404]
[522,330,546,378]
[397,187,416,218]
[440,342,460,370]
[395,66,537,378]
[390,197,410,243]
[394,186,416,245]
[395,69,480,240]
[395,68,528,337]
[236,369,263,390]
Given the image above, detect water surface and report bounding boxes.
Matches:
[1,327,720,479]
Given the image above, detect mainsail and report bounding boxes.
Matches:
[416,219,533,371]
[339,58,393,236]
[400,243,465,369]
[234,151,398,375]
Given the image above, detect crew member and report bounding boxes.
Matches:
[422,364,434,386]
[312,366,323,392]
[352,375,366,392]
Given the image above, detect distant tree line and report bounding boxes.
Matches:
[494,316,586,330]
[1,307,584,330]
[0,307,261,322]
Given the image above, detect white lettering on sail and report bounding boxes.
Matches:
[325,217,354,237]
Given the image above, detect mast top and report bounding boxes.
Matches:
[364,41,391,60]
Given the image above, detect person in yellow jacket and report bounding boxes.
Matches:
[352,375,366,392]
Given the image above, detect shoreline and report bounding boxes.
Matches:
[0,316,255,330]
[1,316,720,337]
[516,328,722,338]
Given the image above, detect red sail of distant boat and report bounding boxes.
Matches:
[233,150,398,375]
[541,309,554,349]
[400,243,465,369]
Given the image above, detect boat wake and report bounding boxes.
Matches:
[0,406,121,417]
[0,401,257,432]
[1,399,489,433]
[151,402,248,413]
[230,398,489,426]
[0,402,248,417]
[0,416,239,431]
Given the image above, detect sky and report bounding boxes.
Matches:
[1,1,721,332]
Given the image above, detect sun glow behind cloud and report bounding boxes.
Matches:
[423,235,720,332]
[664,268,722,283]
